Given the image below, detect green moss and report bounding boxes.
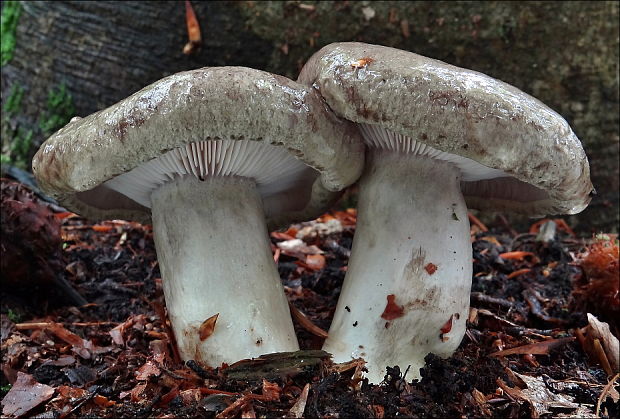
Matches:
[39,83,75,136]
[1,84,32,170]
[6,308,21,323]
[3,83,24,115]
[1,1,22,67]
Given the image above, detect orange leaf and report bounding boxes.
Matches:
[381,294,404,320]
[199,313,219,341]
[351,57,375,68]
[305,254,326,270]
[271,231,296,240]
[55,211,77,220]
[183,0,202,55]
[424,263,438,275]
[499,251,537,261]
[93,394,116,407]
[506,268,531,279]
[468,213,488,232]
[185,0,201,42]
[92,224,114,233]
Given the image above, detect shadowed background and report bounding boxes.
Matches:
[1,1,618,234]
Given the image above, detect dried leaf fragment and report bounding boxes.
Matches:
[587,313,619,373]
[183,0,202,55]
[424,262,437,275]
[304,253,326,270]
[288,302,328,338]
[380,294,404,320]
[1,372,55,417]
[499,251,539,262]
[490,337,575,357]
[199,313,219,341]
[512,371,580,417]
[136,360,162,381]
[351,57,375,68]
[288,383,310,418]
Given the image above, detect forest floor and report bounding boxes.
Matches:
[1,179,619,418]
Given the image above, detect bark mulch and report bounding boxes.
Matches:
[1,179,618,418]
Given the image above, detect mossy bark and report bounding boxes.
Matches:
[1,1,617,232]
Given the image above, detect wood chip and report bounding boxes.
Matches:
[490,337,575,357]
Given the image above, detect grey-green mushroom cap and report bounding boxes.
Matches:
[32,67,364,227]
[298,42,593,217]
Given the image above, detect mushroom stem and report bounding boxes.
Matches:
[151,176,299,366]
[322,151,472,383]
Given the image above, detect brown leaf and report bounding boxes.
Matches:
[587,313,619,373]
[183,0,202,54]
[1,372,55,417]
[288,302,328,338]
[499,251,539,263]
[490,337,575,357]
[351,57,374,68]
[136,360,161,381]
[199,313,219,341]
[380,294,404,320]
[277,239,323,260]
[92,394,116,407]
[288,383,310,418]
[259,379,281,401]
[512,371,579,417]
[304,254,326,271]
[46,322,97,359]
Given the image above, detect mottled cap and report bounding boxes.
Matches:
[298,42,593,216]
[32,67,364,227]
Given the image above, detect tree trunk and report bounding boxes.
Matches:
[1,1,617,233]
[1,1,272,120]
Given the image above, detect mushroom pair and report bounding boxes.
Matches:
[33,67,365,366]
[33,44,592,383]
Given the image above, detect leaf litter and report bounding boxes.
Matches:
[0,178,619,418]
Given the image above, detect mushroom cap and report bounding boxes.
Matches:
[298,42,593,216]
[33,67,364,227]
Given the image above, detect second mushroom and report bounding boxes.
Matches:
[299,42,593,383]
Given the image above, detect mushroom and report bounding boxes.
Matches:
[33,67,364,366]
[298,42,593,382]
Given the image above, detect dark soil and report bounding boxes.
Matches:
[1,180,618,418]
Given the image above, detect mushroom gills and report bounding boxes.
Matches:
[104,139,317,211]
[359,123,551,204]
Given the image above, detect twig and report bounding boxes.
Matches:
[470,292,513,308]
[596,373,619,417]
[15,321,120,330]
[468,213,488,232]
[496,214,518,237]
[288,301,328,339]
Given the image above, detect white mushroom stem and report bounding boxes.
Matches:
[151,176,299,366]
[322,150,472,383]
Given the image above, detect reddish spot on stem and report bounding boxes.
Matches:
[440,314,454,334]
[381,294,405,320]
[425,263,438,275]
